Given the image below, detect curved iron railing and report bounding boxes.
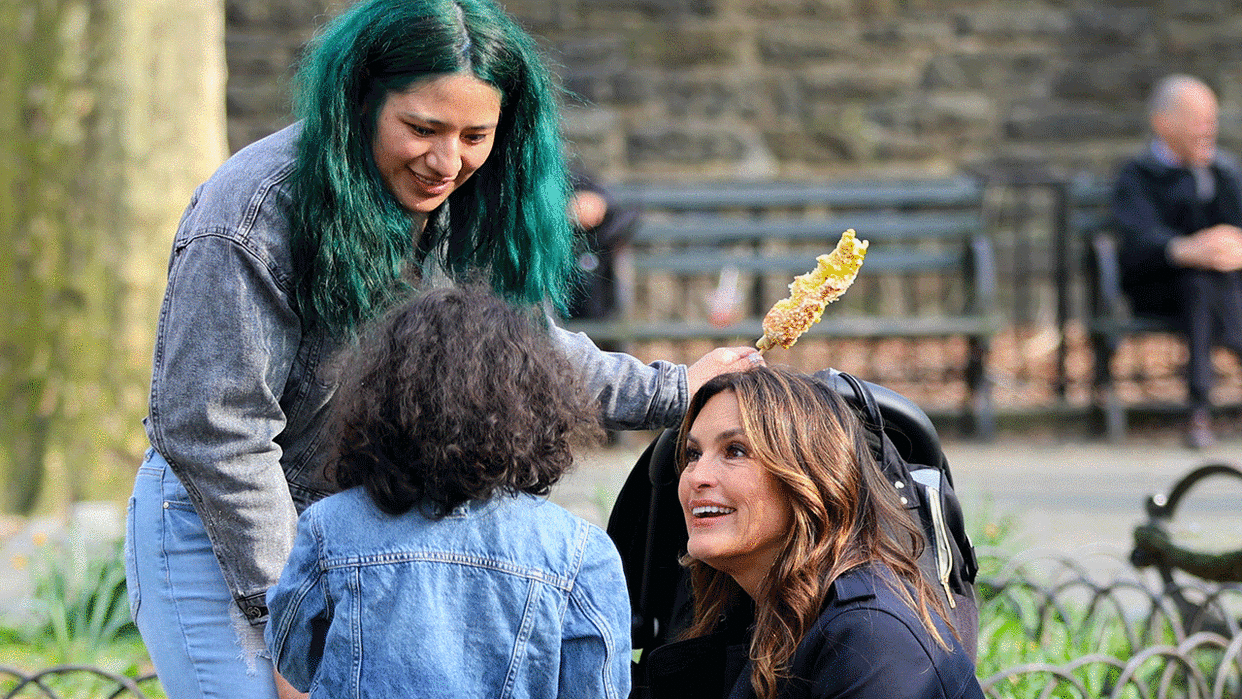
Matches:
[980,631,1242,698]
[976,545,1242,698]
[0,665,159,698]
[979,546,1242,646]
[3,546,1241,698]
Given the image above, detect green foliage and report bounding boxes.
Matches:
[967,504,1242,698]
[3,532,138,665]
[0,528,162,697]
[969,494,1024,572]
[591,484,617,525]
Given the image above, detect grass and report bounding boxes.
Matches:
[0,525,163,698]
[967,498,1242,697]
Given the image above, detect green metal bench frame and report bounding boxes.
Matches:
[1071,178,1191,442]
[1084,223,1182,442]
[561,177,1001,439]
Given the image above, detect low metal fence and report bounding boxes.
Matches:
[981,632,1242,698]
[0,665,159,698]
[5,546,1241,698]
[981,548,1242,647]
[976,546,1242,698]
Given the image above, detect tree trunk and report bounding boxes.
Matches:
[0,0,227,514]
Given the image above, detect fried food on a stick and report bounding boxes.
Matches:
[756,229,869,352]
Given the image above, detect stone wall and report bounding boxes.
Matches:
[225,0,1242,182]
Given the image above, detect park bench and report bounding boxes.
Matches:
[560,177,1001,439]
[1072,177,1188,442]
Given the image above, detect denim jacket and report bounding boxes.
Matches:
[265,489,632,699]
[145,123,688,623]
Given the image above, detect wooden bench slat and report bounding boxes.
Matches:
[633,211,983,244]
[1087,315,1179,335]
[572,176,998,439]
[632,250,963,275]
[612,178,983,210]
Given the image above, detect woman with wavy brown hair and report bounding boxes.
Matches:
[645,366,982,699]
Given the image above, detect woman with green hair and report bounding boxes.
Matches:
[123,1,760,696]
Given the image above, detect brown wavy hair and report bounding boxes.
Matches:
[330,285,601,517]
[677,366,951,699]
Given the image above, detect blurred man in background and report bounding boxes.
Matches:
[1113,74,1242,449]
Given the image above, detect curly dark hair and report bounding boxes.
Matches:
[330,286,601,517]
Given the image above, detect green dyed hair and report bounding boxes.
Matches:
[288,0,574,335]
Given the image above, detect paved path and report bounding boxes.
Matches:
[551,431,1242,575]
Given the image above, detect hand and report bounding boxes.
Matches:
[274,669,308,699]
[1169,224,1242,271]
[686,346,764,396]
[570,191,608,230]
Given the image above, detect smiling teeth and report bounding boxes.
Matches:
[692,506,735,517]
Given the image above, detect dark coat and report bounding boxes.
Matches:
[1111,150,1242,314]
[643,565,983,699]
[566,169,641,322]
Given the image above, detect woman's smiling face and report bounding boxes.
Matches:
[371,73,502,217]
[678,390,793,598]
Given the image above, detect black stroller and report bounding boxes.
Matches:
[605,368,980,694]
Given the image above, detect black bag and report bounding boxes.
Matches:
[605,369,980,693]
[829,370,979,650]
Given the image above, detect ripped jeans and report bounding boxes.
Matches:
[125,449,278,699]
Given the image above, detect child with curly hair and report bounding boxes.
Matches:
[265,286,630,697]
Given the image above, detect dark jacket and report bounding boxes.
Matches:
[1111,149,1242,312]
[566,168,641,321]
[644,565,983,699]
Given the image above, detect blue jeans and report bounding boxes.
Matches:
[125,449,278,699]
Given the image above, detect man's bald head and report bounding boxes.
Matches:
[1150,75,1219,168]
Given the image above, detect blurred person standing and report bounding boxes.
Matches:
[566,166,641,351]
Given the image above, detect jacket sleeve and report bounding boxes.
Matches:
[554,326,688,430]
[1111,162,1182,280]
[559,526,633,699]
[265,506,330,692]
[807,608,979,699]
[146,231,301,623]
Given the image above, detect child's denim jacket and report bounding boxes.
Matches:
[266,489,632,698]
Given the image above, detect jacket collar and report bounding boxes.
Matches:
[826,564,884,606]
[1134,143,1239,179]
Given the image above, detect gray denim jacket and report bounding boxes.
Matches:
[145,124,688,624]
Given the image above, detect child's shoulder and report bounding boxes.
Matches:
[497,493,594,530]
[303,486,385,523]
[493,495,617,556]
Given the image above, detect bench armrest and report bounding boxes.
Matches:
[964,234,998,318]
[1086,229,1130,325]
